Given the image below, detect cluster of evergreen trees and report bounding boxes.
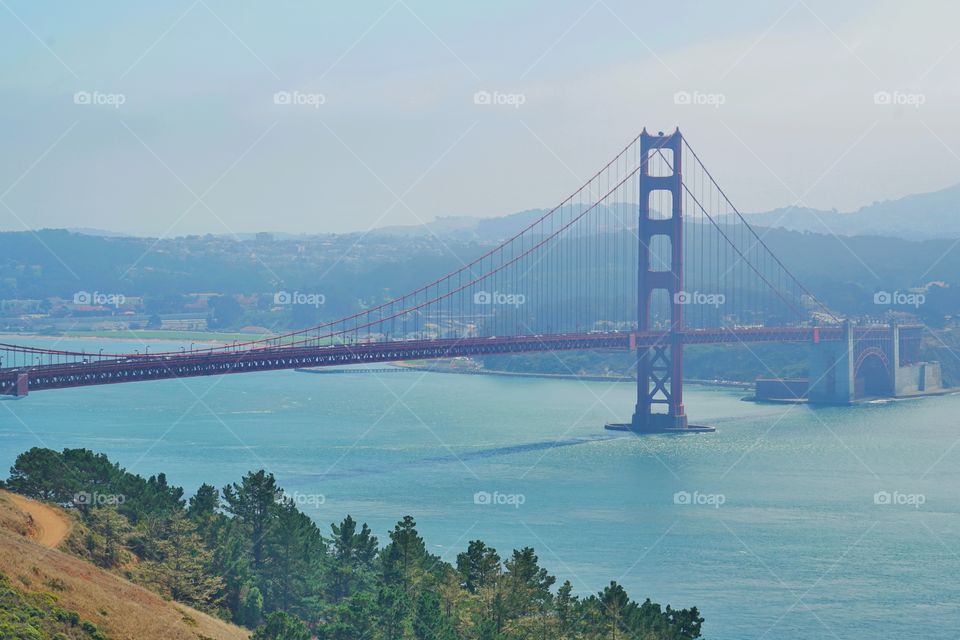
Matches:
[3,447,703,639]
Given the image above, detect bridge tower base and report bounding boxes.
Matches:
[13,373,28,397]
[807,321,855,404]
[804,322,944,404]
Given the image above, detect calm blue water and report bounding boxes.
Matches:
[2,337,959,639]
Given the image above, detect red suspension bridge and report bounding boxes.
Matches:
[0,129,939,431]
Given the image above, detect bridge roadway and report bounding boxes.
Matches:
[0,326,858,395]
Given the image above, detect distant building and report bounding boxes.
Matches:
[0,299,43,314]
[255,232,275,243]
[160,317,208,331]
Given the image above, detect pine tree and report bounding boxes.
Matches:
[221,470,282,570]
[5,447,67,500]
[261,500,327,615]
[555,580,578,638]
[502,547,555,620]
[598,581,631,640]
[213,520,256,623]
[142,509,223,606]
[412,590,456,640]
[328,515,379,602]
[456,540,501,593]
[239,585,265,628]
[252,611,310,640]
[187,482,224,548]
[83,506,132,568]
[381,516,430,594]
[320,592,377,640]
[376,584,409,640]
[188,483,220,518]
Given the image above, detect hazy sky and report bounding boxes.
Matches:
[1,0,958,236]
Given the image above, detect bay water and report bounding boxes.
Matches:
[1,337,958,638]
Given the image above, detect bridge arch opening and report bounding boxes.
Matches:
[854,350,892,399]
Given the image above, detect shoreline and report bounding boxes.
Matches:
[387,361,753,388]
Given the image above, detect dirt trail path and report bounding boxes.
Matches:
[5,491,70,548]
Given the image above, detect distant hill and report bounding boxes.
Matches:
[374,203,652,242]
[745,182,960,240]
[65,227,135,238]
[375,208,550,242]
[370,183,960,241]
[53,180,960,243]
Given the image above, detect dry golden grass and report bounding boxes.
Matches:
[0,491,250,640]
[0,490,36,538]
[3,491,71,547]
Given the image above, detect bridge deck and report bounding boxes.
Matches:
[0,326,852,395]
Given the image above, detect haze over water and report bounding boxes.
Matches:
[2,337,958,639]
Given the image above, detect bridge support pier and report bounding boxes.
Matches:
[606,128,713,434]
[802,322,942,403]
[14,373,28,397]
[807,321,855,404]
[888,324,942,397]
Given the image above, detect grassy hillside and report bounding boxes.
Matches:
[0,491,249,640]
[0,573,106,640]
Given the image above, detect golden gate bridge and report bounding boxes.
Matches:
[0,129,939,431]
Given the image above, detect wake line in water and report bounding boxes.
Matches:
[287,433,628,483]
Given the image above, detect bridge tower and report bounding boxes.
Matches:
[630,128,689,431]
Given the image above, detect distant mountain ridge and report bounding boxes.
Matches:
[31,181,960,242]
[744,182,960,240]
[371,182,960,241]
[375,208,550,242]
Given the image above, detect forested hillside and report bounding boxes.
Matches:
[2,447,704,640]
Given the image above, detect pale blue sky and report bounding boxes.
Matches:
[0,0,956,235]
